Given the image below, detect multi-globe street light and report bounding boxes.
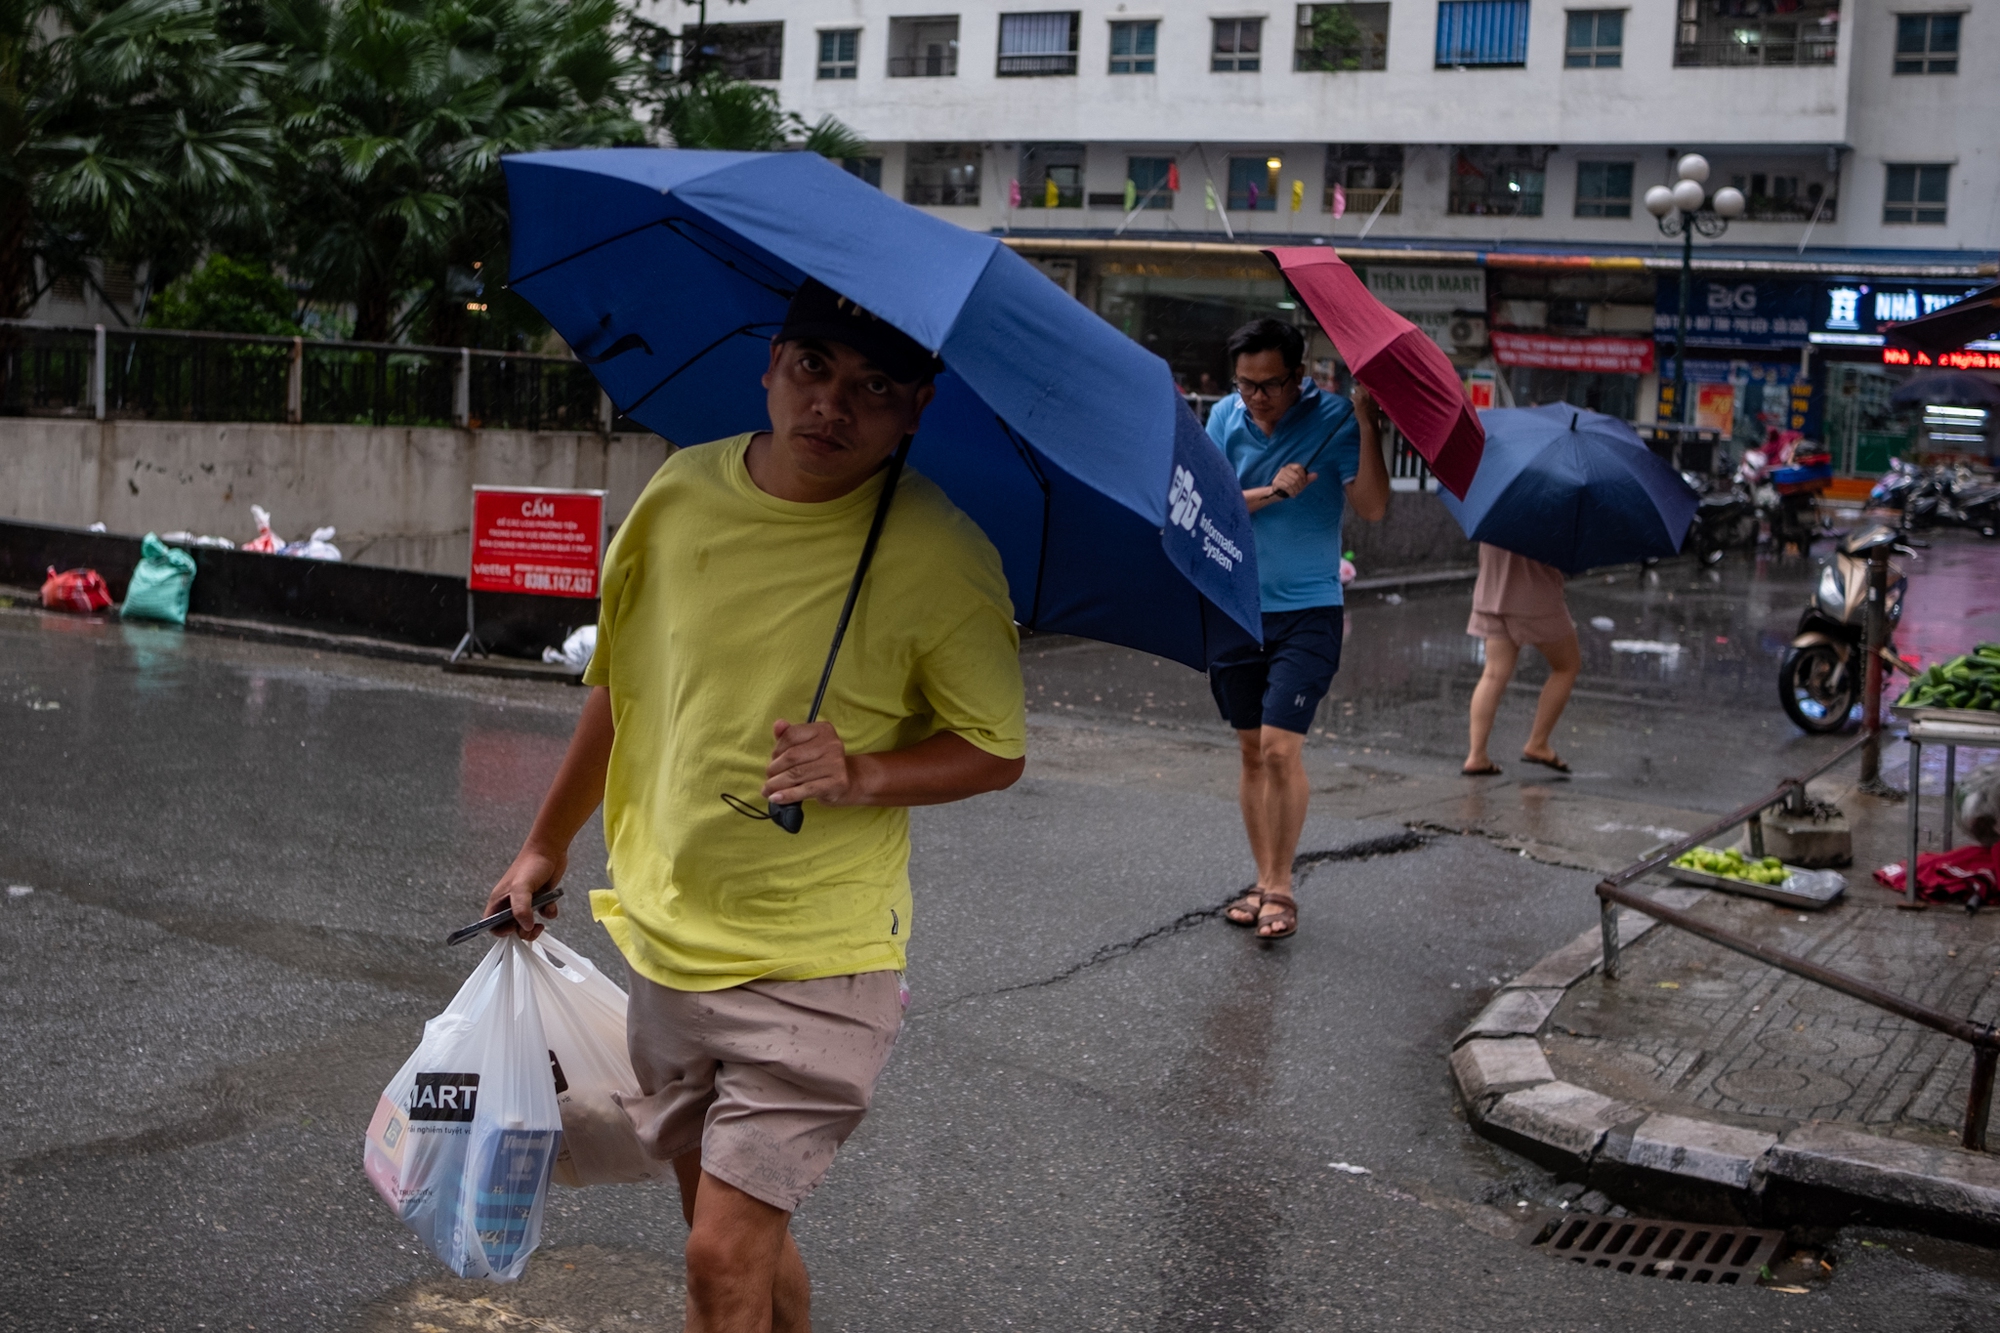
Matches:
[1646,154,1748,441]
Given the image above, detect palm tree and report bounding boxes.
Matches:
[0,0,273,320]
[262,0,645,343]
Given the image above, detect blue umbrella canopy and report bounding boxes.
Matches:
[501,148,1260,669]
[1440,405,1699,575]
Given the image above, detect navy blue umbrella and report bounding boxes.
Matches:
[1440,405,1699,574]
[500,148,1260,670]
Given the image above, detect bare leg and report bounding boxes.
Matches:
[1465,636,1520,772]
[1523,634,1581,763]
[1254,725,1309,936]
[1236,728,1276,899]
[675,1152,811,1333]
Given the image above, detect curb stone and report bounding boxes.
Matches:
[1450,883,2000,1241]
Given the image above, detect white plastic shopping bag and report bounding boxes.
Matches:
[523,935,666,1188]
[364,937,564,1281]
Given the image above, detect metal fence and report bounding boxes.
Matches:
[0,320,642,434]
[1596,729,2000,1152]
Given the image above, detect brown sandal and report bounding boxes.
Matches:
[1224,891,1262,927]
[1255,890,1297,940]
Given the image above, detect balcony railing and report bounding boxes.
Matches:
[888,53,957,76]
[996,51,1077,75]
[0,321,646,433]
[1674,33,1838,66]
[1328,185,1400,216]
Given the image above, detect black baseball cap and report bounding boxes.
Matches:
[775,279,941,384]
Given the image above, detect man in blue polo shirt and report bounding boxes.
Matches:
[1207,317,1388,940]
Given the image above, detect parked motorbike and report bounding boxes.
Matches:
[1683,470,1758,565]
[1870,457,2000,536]
[1777,525,1911,733]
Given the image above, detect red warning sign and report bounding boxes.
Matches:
[468,486,605,599]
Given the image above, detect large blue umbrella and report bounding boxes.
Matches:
[500,148,1260,670]
[1440,405,1699,574]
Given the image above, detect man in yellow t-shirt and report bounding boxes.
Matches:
[481,279,1026,1333]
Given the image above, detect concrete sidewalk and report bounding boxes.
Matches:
[1441,756,2000,1240]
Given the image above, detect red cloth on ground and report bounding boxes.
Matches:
[1874,843,2000,906]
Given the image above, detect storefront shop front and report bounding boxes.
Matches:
[1808,278,1997,471]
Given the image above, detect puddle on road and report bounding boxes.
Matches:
[359,1245,684,1333]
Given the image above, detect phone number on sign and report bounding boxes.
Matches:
[520,570,595,594]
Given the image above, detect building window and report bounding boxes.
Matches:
[1295,4,1390,70]
[998,12,1079,75]
[1436,0,1530,66]
[843,157,883,188]
[905,143,981,206]
[1564,9,1622,66]
[1448,145,1547,216]
[1895,13,1958,74]
[1129,156,1176,207]
[1674,0,1838,66]
[1021,143,1086,207]
[1109,19,1157,71]
[1227,156,1281,210]
[1724,171,1836,221]
[889,16,959,76]
[1884,163,1949,225]
[1212,18,1263,71]
[682,21,784,80]
[1574,162,1633,217]
[1324,143,1402,212]
[818,29,859,79]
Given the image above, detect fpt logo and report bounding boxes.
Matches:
[1168,466,1202,532]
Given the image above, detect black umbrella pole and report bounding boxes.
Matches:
[769,435,914,835]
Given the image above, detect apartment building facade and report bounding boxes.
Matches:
[656,0,1999,462]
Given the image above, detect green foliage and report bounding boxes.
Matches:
[628,13,866,158]
[0,0,275,318]
[1304,5,1366,70]
[261,0,647,343]
[145,252,299,333]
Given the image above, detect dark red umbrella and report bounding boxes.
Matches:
[1883,282,2000,355]
[1263,247,1484,499]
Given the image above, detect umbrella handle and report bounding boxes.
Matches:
[726,434,914,837]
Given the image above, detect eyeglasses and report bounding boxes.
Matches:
[1234,372,1298,399]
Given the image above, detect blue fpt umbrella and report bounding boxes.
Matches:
[500,148,1260,669]
[1440,404,1700,574]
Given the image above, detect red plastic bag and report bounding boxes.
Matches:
[1874,843,1997,909]
[41,566,112,613]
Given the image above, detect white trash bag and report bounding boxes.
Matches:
[523,934,665,1188]
[541,625,597,674]
[364,937,564,1281]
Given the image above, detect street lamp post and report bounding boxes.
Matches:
[1645,155,1747,456]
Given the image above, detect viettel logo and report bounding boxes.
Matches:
[1168,466,1202,532]
[409,1072,481,1122]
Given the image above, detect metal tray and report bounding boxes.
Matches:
[1898,704,2000,729]
[1667,863,1846,910]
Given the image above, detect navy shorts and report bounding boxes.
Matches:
[1208,606,1345,735]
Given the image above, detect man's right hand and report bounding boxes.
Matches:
[1269,462,1315,499]
[482,847,565,941]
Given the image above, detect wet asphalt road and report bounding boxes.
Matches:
[5,539,2000,1331]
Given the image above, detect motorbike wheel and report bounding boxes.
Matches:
[1779,642,1857,734]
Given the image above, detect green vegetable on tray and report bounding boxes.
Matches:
[1672,846,1790,886]
[1897,643,2000,712]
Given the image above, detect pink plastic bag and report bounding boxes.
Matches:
[244,504,284,553]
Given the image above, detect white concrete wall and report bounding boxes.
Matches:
[645,0,2000,259]
[1840,0,2000,255]
[0,419,671,576]
[713,0,1855,147]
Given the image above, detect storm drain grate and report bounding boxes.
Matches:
[1523,1212,1783,1284]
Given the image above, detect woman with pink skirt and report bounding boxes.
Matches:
[1462,542,1580,776]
